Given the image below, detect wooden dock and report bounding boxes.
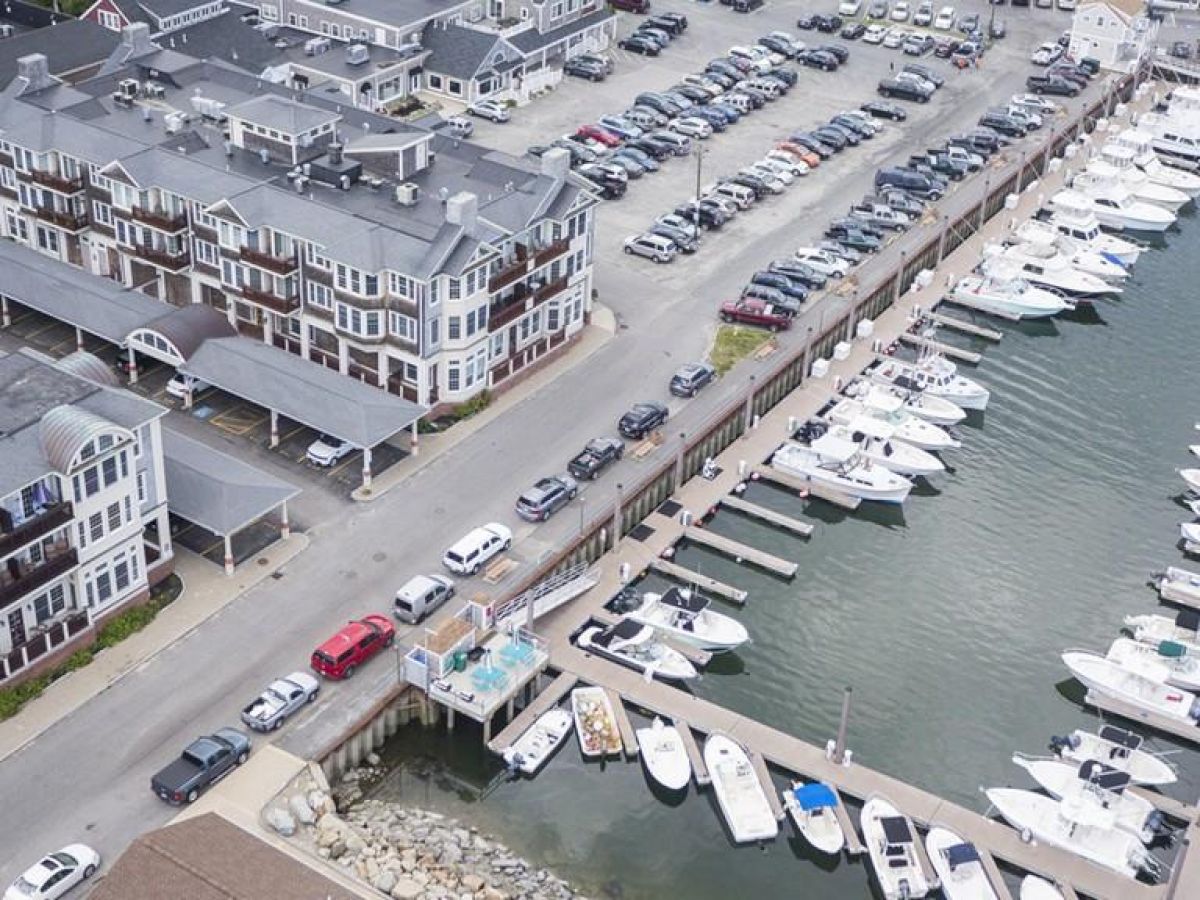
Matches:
[719,494,814,538]
[753,465,862,511]
[682,526,799,578]
[605,688,639,758]
[832,789,865,856]
[926,310,1004,341]
[648,558,748,606]
[749,750,786,821]
[486,671,577,754]
[1083,689,1200,747]
[677,721,710,787]
[977,847,1015,900]
[898,332,985,364]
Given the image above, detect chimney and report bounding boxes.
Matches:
[16,54,54,92]
[540,146,570,181]
[120,23,153,57]
[445,191,478,235]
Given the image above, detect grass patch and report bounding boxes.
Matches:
[710,326,773,376]
[0,574,182,722]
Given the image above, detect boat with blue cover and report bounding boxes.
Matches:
[780,781,845,855]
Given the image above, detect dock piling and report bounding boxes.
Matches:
[833,686,853,765]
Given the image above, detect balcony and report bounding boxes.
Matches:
[0,503,72,559]
[30,169,83,194]
[489,276,569,331]
[240,285,300,316]
[533,238,570,269]
[487,245,530,293]
[131,205,187,233]
[0,546,78,609]
[133,243,190,271]
[533,276,569,305]
[240,244,299,276]
[34,205,87,232]
[1,609,90,685]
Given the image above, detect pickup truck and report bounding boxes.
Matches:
[849,202,911,231]
[569,437,625,480]
[240,672,320,732]
[151,728,251,804]
[719,298,792,331]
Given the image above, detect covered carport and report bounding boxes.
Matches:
[179,336,427,490]
[123,304,237,387]
[161,428,301,574]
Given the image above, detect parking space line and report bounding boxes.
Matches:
[327,453,361,479]
[281,424,307,444]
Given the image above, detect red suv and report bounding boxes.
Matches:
[310,615,395,679]
[576,124,622,147]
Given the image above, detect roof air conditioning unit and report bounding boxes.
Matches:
[118,78,139,98]
[112,92,134,108]
[346,43,370,66]
[305,36,332,55]
[164,112,185,133]
[395,182,420,206]
[144,82,165,99]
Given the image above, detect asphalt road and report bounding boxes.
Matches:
[0,0,1095,885]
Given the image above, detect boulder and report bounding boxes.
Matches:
[366,751,382,766]
[373,870,397,894]
[288,793,316,826]
[391,876,424,900]
[460,873,485,892]
[265,806,296,837]
[307,789,335,817]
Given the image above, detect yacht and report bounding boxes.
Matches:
[1056,177,1176,232]
[984,788,1152,879]
[1011,219,1130,282]
[845,379,967,427]
[770,439,913,504]
[781,781,845,856]
[576,619,699,683]
[1096,144,1192,210]
[982,245,1120,299]
[1049,725,1177,786]
[871,356,990,411]
[1156,565,1200,608]
[925,826,1000,900]
[1138,110,1200,171]
[1061,649,1200,725]
[1125,610,1200,652]
[953,268,1077,318]
[502,708,573,775]
[1010,755,1160,843]
[635,718,692,791]
[813,420,946,478]
[1107,635,1200,691]
[570,686,622,759]
[861,795,930,900]
[827,393,960,451]
[1110,129,1200,196]
[625,587,749,653]
[1020,876,1065,900]
[705,734,778,843]
[1042,191,1144,266]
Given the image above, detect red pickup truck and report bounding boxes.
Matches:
[719,299,792,331]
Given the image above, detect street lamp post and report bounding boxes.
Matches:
[694,145,707,210]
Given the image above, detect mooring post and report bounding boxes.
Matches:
[611,483,623,548]
[834,686,853,765]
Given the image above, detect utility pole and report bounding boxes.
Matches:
[693,145,706,210]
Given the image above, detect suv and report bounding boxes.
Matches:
[467,99,510,122]
[670,363,717,398]
[569,437,625,480]
[619,402,669,439]
[875,166,944,199]
[565,57,608,81]
[624,233,678,263]
[393,574,455,624]
[310,616,395,680]
[515,475,579,522]
[443,523,512,575]
[877,78,931,103]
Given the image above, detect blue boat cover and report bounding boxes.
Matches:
[945,842,980,870]
[793,782,838,811]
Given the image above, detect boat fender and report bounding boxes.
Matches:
[1020,827,1033,844]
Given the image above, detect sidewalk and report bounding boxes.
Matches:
[0,534,309,764]
[353,307,617,503]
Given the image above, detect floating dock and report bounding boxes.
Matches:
[977,847,1015,900]
[486,671,578,755]
[925,311,1005,340]
[831,789,865,856]
[648,558,748,605]
[676,720,710,787]
[718,494,814,538]
[605,688,638,758]
[749,750,786,822]
[753,465,861,511]
[682,526,799,578]
[897,333,984,364]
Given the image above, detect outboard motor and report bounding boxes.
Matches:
[1189,697,1200,722]
[899,880,911,900]
[1048,733,1081,756]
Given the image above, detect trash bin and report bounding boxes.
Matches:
[453,651,468,672]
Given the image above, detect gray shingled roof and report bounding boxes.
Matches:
[508,9,613,54]
[0,19,119,87]
[137,0,220,22]
[420,22,507,80]
[226,93,339,136]
[161,428,299,535]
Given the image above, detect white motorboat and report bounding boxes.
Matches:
[576,619,699,683]
[705,733,778,843]
[871,356,990,411]
[1049,724,1177,786]
[1094,151,1185,214]
[828,393,960,452]
[983,244,1119,299]
[1061,650,1200,725]
[626,588,749,653]
[781,781,845,856]
[1108,636,1200,691]
[1054,178,1175,232]
[1125,610,1200,653]
[1157,565,1200,608]
[1138,111,1200,171]
[570,686,622,759]
[953,269,1076,318]
[1191,444,1200,459]
[816,420,945,478]
[925,826,1000,900]
[1042,191,1144,266]
[502,708,573,775]
[845,379,967,427]
[1181,468,1200,493]
[1111,129,1200,195]
[861,795,930,900]
[984,788,1151,879]
[1020,875,1064,900]
[635,718,691,791]
[770,438,913,505]
[1012,219,1130,283]
[1010,755,1159,843]
[1183,522,1200,555]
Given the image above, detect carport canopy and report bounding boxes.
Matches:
[179,336,426,450]
[125,304,237,366]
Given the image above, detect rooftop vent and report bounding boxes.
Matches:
[395,183,419,206]
[346,43,369,66]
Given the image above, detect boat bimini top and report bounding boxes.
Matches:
[793,782,838,811]
[944,841,981,872]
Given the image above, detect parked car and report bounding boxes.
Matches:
[627,136,672,160]
[902,64,944,88]
[515,475,579,522]
[978,111,1027,137]
[5,846,100,900]
[768,258,827,288]
[759,34,798,58]
[619,34,660,55]
[875,166,944,199]
[794,246,850,277]
[933,5,956,28]
[675,200,728,230]
[568,436,625,480]
[914,0,934,25]
[311,616,395,679]
[796,14,818,29]
[903,34,934,55]
[610,0,649,10]
[649,130,692,155]
[445,115,474,138]
[648,13,685,33]
[1011,93,1060,116]
[391,574,455,624]
[240,672,320,731]
[624,232,678,263]
[442,524,512,576]
[1031,41,1063,66]
[957,12,979,32]
[151,728,251,804]
[165,371,210,400]
[564,57,607,80]
[1030,73,1079,97]
[895,70,937,94]
[839,0,863,13]
[671,116,714,139]
[467,99,510,122]
[306,433,354,467]
[719,298,792,331]
[841,22,867,39]
[813,14,843,32]
[751,270,809,302]
[619,402,668,439]
[832,114,876,139]
[891,0,910,20]
[861,99,908,121]
[877,77,931,103]
[670,363,717,398]
[798,49,839,71]
[577,123,622,147]
[862,24,888,44]
[789,133,835,158]
[868,0,889,17]
[741,283,798,313]
[651,221,699,253]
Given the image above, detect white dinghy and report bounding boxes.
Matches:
[502,708,573,775]
[861,794,930,900]
[635,718,692,791]
[781,781,845,856]
[925,826,999,900]
[705,733,778,844]
[1049,725,1176,786]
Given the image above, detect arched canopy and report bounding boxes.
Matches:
[39,405,134,474]
[126,305,236,366]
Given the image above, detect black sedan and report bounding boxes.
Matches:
[619,36,660,56]
[676,200,729,230]
[813,14,843,32]
[789,133,836,158]
[768,259,827,289]
[842,22,867,39]
[652,222,699,253]
[564,58,607,81]
[861,100,907,121]
[825,225,881,252]
[797,49,839,71]
[796,14,818,29]
[812,126,849,150]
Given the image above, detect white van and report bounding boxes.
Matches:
[706,182,755,210]
[724,93,753,114]
[442,523,513,576]
[393,574,455,624]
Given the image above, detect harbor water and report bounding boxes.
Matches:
[368,208,1200,898]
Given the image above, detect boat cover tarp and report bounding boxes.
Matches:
[661,587,707,614]
[1176,609,1200,632]
[880,816,913,845]
[1098,725,1141,750]
[793,782,838,811]
[945,842,980,870]
[1080,760,1131,793]
[1158,640,1189,659]
[595,618,652,651]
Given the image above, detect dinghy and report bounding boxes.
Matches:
[1108,636,1200,691]
[1061,650,1200,725]
[570,686,622,759]
[1049,725,1177,786]
[1011,756,1160,843]
[925,826,999,900]
[861,794,930,900]
[626,587,749,653]
[705,734,778,843]
[1020,875,1065,900]
[781,781,845,856]
[635,718,691,791]
[502,708,572,775]
[1157,566,1200,608]
[576,619,699,683]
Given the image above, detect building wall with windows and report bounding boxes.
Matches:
[1069,0,1157,73]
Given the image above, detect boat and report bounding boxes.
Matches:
[1042,191,1145,266]
[1088,151,1192,211]
[1157,566,1200,607]
[812,420,945,478]
[780,781,845,856]
[827,395,960,452]
[770,438,913,505]
[1049,725,1177,786]
[871,356,990,411]
[704,733,778,843]
[984,788,1152,879]
[861,794,930,900]
[1110,129,1200,196]
[1182,468,1200,493]
[1020,875,1065,900]
[1138,111,1200,172]
[502,708,573,775]
[1183,522,1200,555]
[1061,650,1200,725]
[952,269,1076,318]
[570,686,623,759]
[983,243,1120,299]
[925,826,1000,900]
[635,718,692,791]
[1107,636,1200,691]
[1053,178,1175,232]
[1010,756,1160,843]
[625,587,749,653]
[845,379,967,427]
[1011,219,1130,282]
[1125,610,1200,653]
[576,619,699,683]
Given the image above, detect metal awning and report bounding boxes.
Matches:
[162,427,299,536]
[180,337,426,449]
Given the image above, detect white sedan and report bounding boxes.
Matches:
[165,371,210,400]
[794,247,849,277]
[862,24,889,44]
[747,161,794,185]
[5,845,99,900]
[764,151,810,176]
[1030,42,1063,66]
[467,99,510,122]
[890,1,910,21]
[306,433,355,467]
[670,117,713,139]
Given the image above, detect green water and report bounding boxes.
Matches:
[369,211,1200,898]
